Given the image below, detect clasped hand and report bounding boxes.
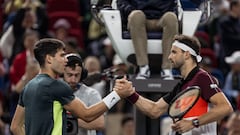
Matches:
[113,76,135,98]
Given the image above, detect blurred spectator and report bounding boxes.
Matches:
[84,56,101,74]
[0,0,48,63]
[88,19,106,42]
[0,93,7,135]
[51,18,71,41]
[226,111,240,135]
[223,51,240,110]
[121,115,135,135]
[83,56,106,98]
[78,0,92,46]
[9,30,40,118]
[218,0,240,57]
[207,0,229,48]
[3,0,47,33]
[0,52,7,134]
[0,53,6,79]
[218,0,240,74]
[49,18,84,52]
[65,38,81,54]
[0,7,37,63]
[87,18,107,56]
[112,54,129,76]
[100,37,115,69]
[3,0,24,31]
[46,0,85,49]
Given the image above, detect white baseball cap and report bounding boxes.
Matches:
[54,18,71,30]
[225,51,240,64]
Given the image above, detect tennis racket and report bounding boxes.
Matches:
[167,86,201,135]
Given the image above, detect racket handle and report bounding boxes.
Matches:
[168,131,180,135]
[176,132,181,135]
[170,131,177,135]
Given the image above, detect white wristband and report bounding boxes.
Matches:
[103,91,121,109]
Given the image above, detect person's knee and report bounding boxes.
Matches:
[164,12,178,21]
[128,10,146,24]
[161,12,178,27]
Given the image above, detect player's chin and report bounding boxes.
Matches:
[69,83,77,88]
[57,70,64,76]
[59,67,65,74]
[171,64,176,68]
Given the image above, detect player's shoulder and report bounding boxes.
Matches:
[197,69,211,77]
[196,69,218,84]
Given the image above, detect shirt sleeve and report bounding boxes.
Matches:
[163,84,180,104]
[197,72,221,102]
[51,80,75,105]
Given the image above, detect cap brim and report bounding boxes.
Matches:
[225,57,234,64]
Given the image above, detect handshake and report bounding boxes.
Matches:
[113,76,139,104]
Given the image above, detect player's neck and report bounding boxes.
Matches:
[181,62,197,79]
[39,68,58,79]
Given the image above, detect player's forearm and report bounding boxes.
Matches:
[135,96,165,119]
[68,92,121,122]
[10,125,25,135]
[198,103,233,126]
[10,106,25,135]
[76,102,107,123]
[197,92,233,127]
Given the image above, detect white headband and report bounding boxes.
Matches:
[173,41,202,63]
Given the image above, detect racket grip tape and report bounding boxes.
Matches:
[127,92,139,104]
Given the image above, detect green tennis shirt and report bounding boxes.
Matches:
[18,74,75,135]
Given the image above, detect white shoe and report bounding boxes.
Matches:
[161,69,174,80]
[136,65,150,79]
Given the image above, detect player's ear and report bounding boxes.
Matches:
[184,51,191,60]
[46,54,53,64]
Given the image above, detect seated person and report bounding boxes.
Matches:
[223,51,240,110]
[117,0,179,79]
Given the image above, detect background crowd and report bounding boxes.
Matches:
[0,0,240,135]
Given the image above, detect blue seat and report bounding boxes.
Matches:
[122,31,163,39]
[181,0,201,10]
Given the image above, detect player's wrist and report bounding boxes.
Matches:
[192,118,199,128]
[127,92,139,104]
[103,91,121,109]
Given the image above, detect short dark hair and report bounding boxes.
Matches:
[34,38,65,67]
[65,53,83,69]
[65,53,88,81]
[230,0,240,10]
[174,34,201,62]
